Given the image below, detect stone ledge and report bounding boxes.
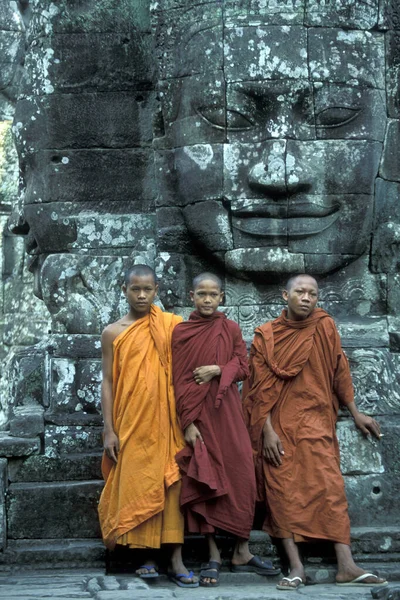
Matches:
[0,433,40,458]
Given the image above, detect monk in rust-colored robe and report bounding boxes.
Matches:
[98,304,185,550]
[245,307,352,545]
[172,310,255,538]
[244,274,386,590]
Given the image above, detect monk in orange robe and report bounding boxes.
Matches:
[98,264,198,587]
[244,274,387,591]
[172,273,280,587]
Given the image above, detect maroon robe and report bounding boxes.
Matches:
[172,311,256,539]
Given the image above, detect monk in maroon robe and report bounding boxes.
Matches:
[244,274,387,591]
[172,273,280,587]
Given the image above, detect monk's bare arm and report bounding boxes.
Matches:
[101,326,120,463]
[262,414,284,467]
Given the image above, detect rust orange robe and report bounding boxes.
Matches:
[244,308,353,545]
[98,305,185,550]
[172,311,256,539]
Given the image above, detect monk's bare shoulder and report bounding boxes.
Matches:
[101,318,134,346]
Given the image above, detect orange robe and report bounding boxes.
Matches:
[98,305,185,550]
[244,308,353,545]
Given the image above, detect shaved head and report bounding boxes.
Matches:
[285,274,318,293]
[192,272,223,291]
[124,264,157,286]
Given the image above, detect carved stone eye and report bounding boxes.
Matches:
[315,106,361,128]
[197,107,254,130]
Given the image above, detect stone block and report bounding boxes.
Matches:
[155,74,226,149]
[346,349,400,415]
[39,254,127,334]
[44,426,103,458]
[0,30,24,92]
[155,145,223,208]
[225,248,304,278]
[5,347,45,411]
[313,85,386,142]
[388,274,400,317]
[309,29,385,89]
[0,458,7,551]
[8,454,102,483]
[156,207,191,253]
[305,0,379,29]
[183,201,233,251]
[224,26,308,82]
[46,334,102,359]
[22,149,156,210]
[345,469,398,528]
[224,0,305,25]
[0,433,40,458]
[239,304,284,340]
[15,91,155,150]
[154,4,223,79]
[379,0,400,29]
[224,276,283,306]
[28,0,151,34]
[1,537,105,566]
[7,481,103,538]
[49,358,101,417]
[9,406,44,438]
[351,527,400,555]
[337,421,384,476]
[155,253,187,308]
[380,119,400,182]
[371,179,400,273]
[337,317,389,348]
[386,31,400,119]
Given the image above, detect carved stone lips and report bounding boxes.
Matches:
[230,198,340,238]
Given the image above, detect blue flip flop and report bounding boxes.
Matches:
[137,565,159,579]
[169,570,199,588]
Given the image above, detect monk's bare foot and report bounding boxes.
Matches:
[231,539,253,566]
[169,556,199,586]
[336,566,387,586]
[135,561,158,577]
[277,567,305,590]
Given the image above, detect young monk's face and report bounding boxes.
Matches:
[123,274,158,317]
[282,276,318,321]
[190,279,224,317]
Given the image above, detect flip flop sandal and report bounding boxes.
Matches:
[276,576,304,590]
[136,565,159,579]
[231,555,281,576]
[336,573,388,587]
[169,570,199,588]
[200,560,221,587]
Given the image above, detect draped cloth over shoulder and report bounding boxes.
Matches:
[244,308,353,545]
[172,311,256,539]
[98,305,185,550]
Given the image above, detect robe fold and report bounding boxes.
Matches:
[172,311,256,539]
[98,305,185,550]
[244,308,353,545]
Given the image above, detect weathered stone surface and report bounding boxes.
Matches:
[8,454,102,483]
[7,481,103,538]
[0,458,7,551]
[225,248,305,278]
[21,149,156,209]
[156,207,191,253]
[48,358,101,419]
[337,318,389,348]
[239,304,284,340]
[305,0,379,29]
[44,426,103,457]
[380,120,400,182]
[371,179,400,273]
[9,406,44,438]
[309,29,385,88]
[1,538,105,566]
[15,92,155,149]
[337,421,384,475]
[386,30,400,118]
[183,201,233,251]
[0,433,40,458]
[224,0,304,25]
[346,350,400,415]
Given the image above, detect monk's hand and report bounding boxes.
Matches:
[184,423,204,448]
[193,365,221,384]
[262,423,284,467]
[353,412,381,440]
[103,429,120,463]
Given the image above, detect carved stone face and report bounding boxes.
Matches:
[155,9,386,278]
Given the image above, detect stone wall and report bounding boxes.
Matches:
[0,0,399,566]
